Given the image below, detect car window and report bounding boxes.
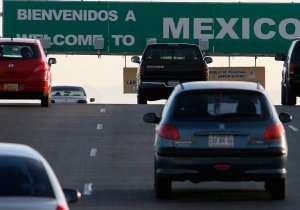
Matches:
[172,90,271,121]
[51,87,86,97]
[0,44,40,60]
[0,156,55,197]
[291,41,300,61]
[143,45,202,61]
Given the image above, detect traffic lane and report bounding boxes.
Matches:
[69,104,161,190]
[0,103,109,191]
[72,104,299,210]
[0,103,299,209]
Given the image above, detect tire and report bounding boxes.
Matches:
[265,178,285,200]
[137,94,147,104]
[286,85,296,105]
[281,83,287,105]
[41,95,50,107]
[155,175,172,199]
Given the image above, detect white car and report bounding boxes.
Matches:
[0,143,81,210]
[51,86,95,104]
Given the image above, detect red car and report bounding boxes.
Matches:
[0,38,56,107]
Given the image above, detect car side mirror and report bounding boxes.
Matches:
[204,56,212,64]
[63,189,81,203]
[90,98,95,103]
[143,112,160,124]
[131,56,140,64]
[279,112,292,123]
[275,54,286,61]
[48,57,57,65]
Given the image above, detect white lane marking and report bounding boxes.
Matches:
[90,148,97,157]
[97,124,103,130]
[100,108,106,112]
[288,125,299,132]
[83,183,93,195]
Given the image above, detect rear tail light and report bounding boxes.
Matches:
[140,64,145,76]
[34,61,48,72]
[263,124,285,140]
[289,63,295,74]
[214,163,231,170]
[203,66,209,77]
[158,125,180,140]
[77,99,87,104]
[56,205,68,210]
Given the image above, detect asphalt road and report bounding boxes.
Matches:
[0,103,299,210]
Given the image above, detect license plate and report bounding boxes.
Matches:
[167,80,179,87]
[4,83,18,91]
[208,135,234,148]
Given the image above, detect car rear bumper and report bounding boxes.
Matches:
[138,82,174,100]
[155,149,287,182]
[0,81,50,99]
[0,91,47,99]
[138,78,207,100]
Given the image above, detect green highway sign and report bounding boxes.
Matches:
[3,0,300,55]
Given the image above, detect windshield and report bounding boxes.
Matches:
[51,87,86,97]
[143,45,202,61]
[0,44,40,60]
[172,90,272,121]
[0,156,54,197]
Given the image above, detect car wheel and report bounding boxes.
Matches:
[137,94,147,104]
[286,85,296,105]
[155,175,172,199]
[265,178,285,200]
[281,83,287,105]
[41,95,50,107]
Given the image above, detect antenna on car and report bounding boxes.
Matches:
[256,82,261,90]
[180,82,184,90]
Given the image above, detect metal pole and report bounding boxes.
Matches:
[125,55,127,67]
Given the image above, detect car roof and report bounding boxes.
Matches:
[0,38,40,44]
[52,86,85,90]
[177,81,265,93]
[0,143,43,160]
[52,85,83,88]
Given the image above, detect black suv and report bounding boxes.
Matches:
[275,38,300,105]
[131,43,212,104]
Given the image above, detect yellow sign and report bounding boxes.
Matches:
[123,68,137,93]
[209,67,265,87]
[123,66,266,94]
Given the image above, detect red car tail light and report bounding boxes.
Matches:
[158,125,180,140]
[56,205,68,210]
[34,61,48,72]
[263,124,285,141]
[289,63,295,74]
[203,66,209,77]
[214,163,231,170]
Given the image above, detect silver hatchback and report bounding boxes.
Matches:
[0,143,81,210]
[144,81,291,200]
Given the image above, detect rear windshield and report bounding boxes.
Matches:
[0,44,40,60]
[51,86,86,97]
[143,44,203,61]
[0,156,54,197]
[172,90,271,121]
[291,41,300,61]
